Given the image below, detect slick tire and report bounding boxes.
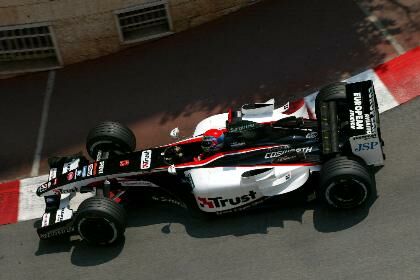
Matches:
[315,83,347,155]
[86,121,136,160]
[319,156,374,209]
[315,82,347,119]
[75,197,127,245]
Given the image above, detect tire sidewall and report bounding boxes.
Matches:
[76,210,124,245]
[322,174,370,209]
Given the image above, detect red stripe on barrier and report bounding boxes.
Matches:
[0,180,20,225]
[374,47,420,104]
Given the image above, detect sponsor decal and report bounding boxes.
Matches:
[55,208,73,223]
[197,190,257,209]
[366,87,377,135]
[62,158,80,174]
[39,226,74,239]
[48,168,57,181]
[60,187,79,194]
[352,133,377,141]
[120,160,129,167]
[140,150,152,170]
[151,196,186,208]
[274,154,298,163]
[229,122,258,133]
[98,161,105,174]
[96,150,102,161]
[82,166,87,177]
[76,169,82,177]
[265,146,313,159]
[305,132,318,139]
[354,141,379,152]
[38,182,50,193]
[349,92,364,130]
[55,208,65,223]
[349,133,383,165]
[365,113,372,134]
[42,213,50,227]
[87,164,93,176]
[67,171,74,181]
[229,141,246,148]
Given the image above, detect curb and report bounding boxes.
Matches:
[0,47,419,226]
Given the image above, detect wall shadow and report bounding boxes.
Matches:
[0,0,396,179]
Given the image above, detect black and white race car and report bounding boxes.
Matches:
[36,80,384,244]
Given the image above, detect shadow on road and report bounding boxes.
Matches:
[33,185,377,266]
[34,221,126,266]
[126,189,377,238]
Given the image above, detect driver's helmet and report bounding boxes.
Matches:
[201,129,225,153]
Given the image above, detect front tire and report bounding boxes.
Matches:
[319,156,374,209]
[75,197,127,245]
[86,121,136,160]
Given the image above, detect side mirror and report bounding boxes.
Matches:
[168,164,177,174]
[170,127,180,139]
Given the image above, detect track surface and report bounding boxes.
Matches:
[0,97,419,279]
[1,0,419,181]
[0,0,419,278]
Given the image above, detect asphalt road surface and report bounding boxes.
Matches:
[1,0,419,181]
[0,97,419,280]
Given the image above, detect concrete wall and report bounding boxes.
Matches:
[0,0,259,70]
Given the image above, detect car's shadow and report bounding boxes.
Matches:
[34,185,377,266]
[127,186,377,238]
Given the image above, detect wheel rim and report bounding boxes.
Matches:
[78,217,118,244]
[325,178,368,208]
[88,140,128,159]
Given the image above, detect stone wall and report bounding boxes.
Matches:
[0,0,259,72]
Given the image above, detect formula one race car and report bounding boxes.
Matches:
[36,80,384,244]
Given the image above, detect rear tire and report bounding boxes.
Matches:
[315,83,347,155]
[86,121,136,160]
[319,156,374,209]
[315,82,346,117]
[75,197,127,245]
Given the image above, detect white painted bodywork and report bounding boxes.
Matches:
[185,164,320,213]
[189,98,319,213]
[193,99,310,136]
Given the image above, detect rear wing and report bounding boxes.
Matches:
[346,80,384,166]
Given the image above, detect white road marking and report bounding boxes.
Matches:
[30,70,56,177]
[354,0,405,55]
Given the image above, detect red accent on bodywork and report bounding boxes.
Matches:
[0,180,20,225]
[175,145,276,167]
[306,106,316,120]
[227,108,233,123]
[120,160,129,167]
[283,98,305,115]
[159,136,203,148]
[197,197,214,208]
